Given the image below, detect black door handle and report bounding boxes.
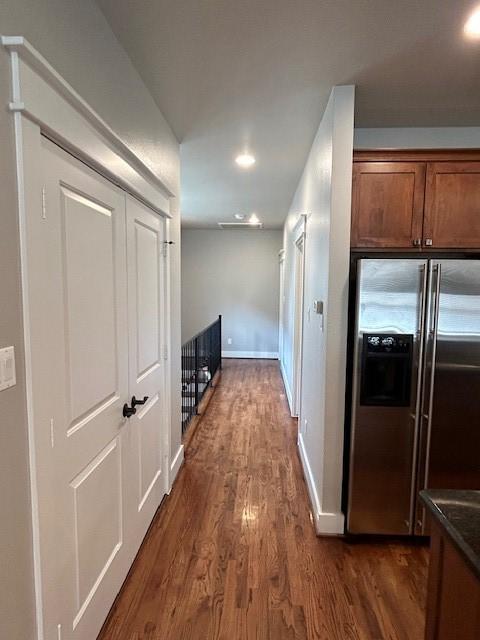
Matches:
[123,403,137,418]
[132,395,149,408]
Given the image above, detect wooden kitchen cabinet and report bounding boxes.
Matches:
[351,154,480,250]
[424,161,480,249]
[425,518,480,640]
[351,162,425,248]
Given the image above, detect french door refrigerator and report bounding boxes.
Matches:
[347,258,480,535]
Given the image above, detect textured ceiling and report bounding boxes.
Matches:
[96,0,480,228]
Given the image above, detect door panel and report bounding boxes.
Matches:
[126,196,166,541]
[351,162,426,248]
[424,162,480,248]
[348,259,427,534]
[30,138,130,640]
[135,221,161,376]
[70,437,122,623]
[137,394,162,506]
[416,260,480,533]
[61,187,118,429]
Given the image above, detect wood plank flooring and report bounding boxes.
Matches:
[98,359,428,640]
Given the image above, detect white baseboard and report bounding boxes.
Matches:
[221,350,279,359]
[316,511,345,535]
[297,432,321,519]
[169,444,184,491]
[297,433,345,536]
[280,358,294,415]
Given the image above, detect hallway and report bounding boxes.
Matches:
[99,359,428,640]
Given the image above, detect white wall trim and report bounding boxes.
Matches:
[280,358,294,416]
[163,216,173,495]
[169,444,184,491]
[291,229,306,417]
[12,113,44,640]
[315,511,345,535]
[292,212,307,241]
[297,432,321,521]
[297,433,345,536]
[1,36,172,216]
[221,350,278,359]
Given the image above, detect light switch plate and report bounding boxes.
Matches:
[0,346,16,391]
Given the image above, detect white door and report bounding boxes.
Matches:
[27,138,166,639]
[126,195,166,550]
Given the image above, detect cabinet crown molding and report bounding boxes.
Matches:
[354,149,480,162]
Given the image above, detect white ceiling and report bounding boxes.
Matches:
[96,0,480,229]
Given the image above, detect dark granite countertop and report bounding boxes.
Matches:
[420,490,480,581]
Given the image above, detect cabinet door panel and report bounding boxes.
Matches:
[425,522,480,640]
[424,162,480,248]
[351,162,426,248]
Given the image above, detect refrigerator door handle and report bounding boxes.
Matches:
[417,264,429,342]
[423,263,442,493]
[409,263,429,532]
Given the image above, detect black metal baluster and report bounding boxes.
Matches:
[181,316,222,436]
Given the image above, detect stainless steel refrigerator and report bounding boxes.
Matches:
[347,258,480,535]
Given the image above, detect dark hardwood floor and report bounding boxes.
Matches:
[98,359,428,640]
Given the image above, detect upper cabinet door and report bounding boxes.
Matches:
[424,162,480,249]
[351,162,426,248]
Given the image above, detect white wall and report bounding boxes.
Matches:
[354,127,480,149]
[281,86,355,535]
[0,2,181,638]
[182,229,282,357]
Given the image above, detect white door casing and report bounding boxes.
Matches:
[278,250,285,364]
[293,221,306,418]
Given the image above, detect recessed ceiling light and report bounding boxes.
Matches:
[235,153,256,168]
[234,213,245,220]
[464,6,480,38]
[249,213,260,224]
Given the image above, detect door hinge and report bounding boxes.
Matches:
[57,623,62,640]
[162,240,175,258]
[50,418,55,448]
[163,345,168,361]
[42,186,47,220]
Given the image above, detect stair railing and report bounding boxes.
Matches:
[181,315,222,435]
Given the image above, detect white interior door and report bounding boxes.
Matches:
[27,138,167,640]
[30,137,132,639]
[126,195,166,548]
